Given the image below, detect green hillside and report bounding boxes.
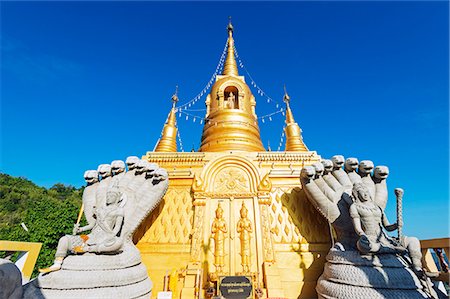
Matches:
[0,173,83,277]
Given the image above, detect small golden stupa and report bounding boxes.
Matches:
[135,20,330,299]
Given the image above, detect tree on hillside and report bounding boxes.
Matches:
[0,174,83,277]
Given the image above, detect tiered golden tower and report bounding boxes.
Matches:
[135,22,330,299]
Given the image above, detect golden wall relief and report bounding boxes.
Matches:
[259,203,274,262]
[213,167,249,193]
[190,201,205,262]
[211,203,227,274]
[269,187,330,244]
[206,198,260,278]
[236,202,252,274]
[139,187,194,244]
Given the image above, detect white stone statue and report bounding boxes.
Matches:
[24,158,169,299]
[39,181,125,273]
[111,160,126,177]
[81,170,99,227]
[373,165,389,210]
[350,183,405,254]
[95,163,113,207]
[300,156,440,299]
[344,157,361,184]
[358,160,376,199]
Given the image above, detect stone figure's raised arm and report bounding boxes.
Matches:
[300,166,340,223]
[381,210,397,232]
[75,222,95,234]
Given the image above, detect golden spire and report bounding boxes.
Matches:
[154,87,179,152]
[199,19,264,152]
[283,86,308,152]
[222,17,239,76]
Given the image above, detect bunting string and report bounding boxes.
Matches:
[277,126,286,151]
[177,40,228,110]
[234,46,281,108]
[172,36,292,152]
[177,129,184,152]
[176,107,285,127]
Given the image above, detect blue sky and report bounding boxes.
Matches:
[1,2,448,239]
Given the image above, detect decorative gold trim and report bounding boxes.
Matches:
[136,243,191,253]
[273,243,330,252]
[257,173,272,192]
[143,152,206,164]
[256,151,320,162]
[194,192,257,199]
[0,240,42,282]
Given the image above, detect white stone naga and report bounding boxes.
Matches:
[300,155,444,299]
[23,157,168,299]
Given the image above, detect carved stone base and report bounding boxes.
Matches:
[316,246,440,299]
[23,242,152,299]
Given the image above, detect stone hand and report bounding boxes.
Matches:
[72,224,80,235]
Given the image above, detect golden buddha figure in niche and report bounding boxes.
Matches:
[236,202,252,273]
[226,92,236,109]
[211,204,227,273]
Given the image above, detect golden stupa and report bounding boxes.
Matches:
[135,21,330,299]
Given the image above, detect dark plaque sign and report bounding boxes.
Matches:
[219,276,253,299]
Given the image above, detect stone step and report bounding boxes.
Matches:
[29,263,149,290]
[24,277,152,299]
[317,277,430,299]
[323,263,423,290]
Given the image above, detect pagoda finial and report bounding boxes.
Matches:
[222,17,239,76]
[283,84,291,106]
[228,16,234,35]
[171,85,179,108]
[284,85,295,124]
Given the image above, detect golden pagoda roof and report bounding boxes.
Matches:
[152,21,311,154]
[222,19,239,77]
[154,88,179,152]
[199,20,265,152]
[283,88,308,152]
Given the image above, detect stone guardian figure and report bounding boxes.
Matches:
[39,181,125,273]
[300,155,440,299]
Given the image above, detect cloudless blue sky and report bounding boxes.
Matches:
[1,2,448,239]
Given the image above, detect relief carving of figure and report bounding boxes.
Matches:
[236,203,252,273]
[211,204,227,273]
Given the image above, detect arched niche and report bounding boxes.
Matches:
[224,86,239,109]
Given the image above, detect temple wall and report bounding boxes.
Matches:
[137,151,331,298]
